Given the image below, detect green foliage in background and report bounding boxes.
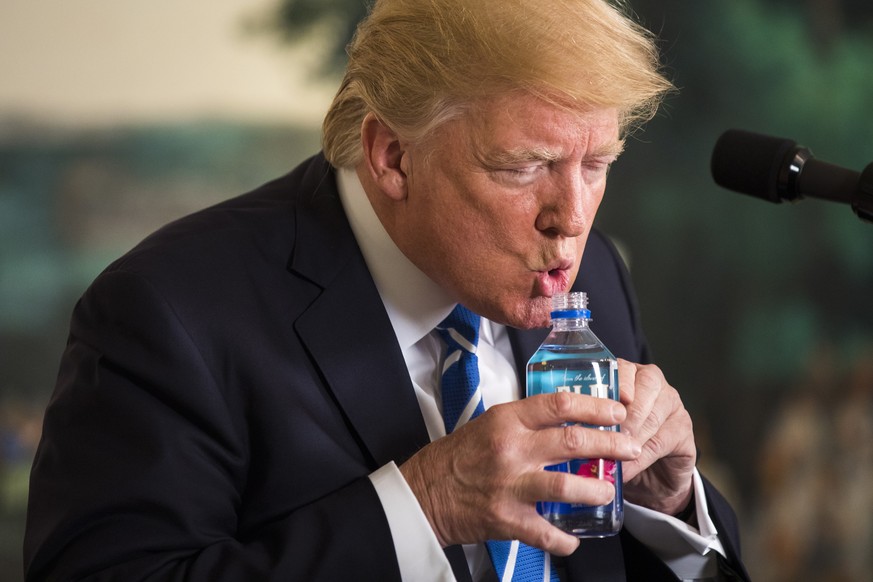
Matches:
[270,0,368,72]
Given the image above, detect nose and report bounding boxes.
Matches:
[534,170,595,238]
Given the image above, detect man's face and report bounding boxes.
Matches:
[391,93,621,329]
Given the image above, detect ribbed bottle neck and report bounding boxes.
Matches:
[550,291,591,331]
[550,316,591,331]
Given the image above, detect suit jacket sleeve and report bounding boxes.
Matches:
[24,268,402,582]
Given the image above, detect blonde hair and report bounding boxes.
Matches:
[322,0,673,168]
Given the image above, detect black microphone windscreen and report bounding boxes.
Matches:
[711,129,797,203]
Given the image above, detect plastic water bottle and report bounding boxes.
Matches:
[526,291,623,537]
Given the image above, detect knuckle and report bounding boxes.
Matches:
[484,497,514,529]
[478,407,518,459]
[487,430,516,461]
[551,390,575,418]
[530,522,563,552]
[617,358,636,374]
[561,424,587,452]
[645,432,667,458]
[618,360,637,380]
[668,386,686,413]
[545,471,572,500]
[636,366,662,392]
[682,410,694,432]
[640,413,662,440]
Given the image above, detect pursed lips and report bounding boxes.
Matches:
[532,257,574,297]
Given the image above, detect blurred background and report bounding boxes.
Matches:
[2,0,872,580]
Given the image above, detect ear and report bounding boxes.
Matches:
[360,112,409,201]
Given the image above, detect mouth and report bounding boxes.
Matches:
[534,259,574,297]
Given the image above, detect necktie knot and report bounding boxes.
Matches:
[437,304,480,351]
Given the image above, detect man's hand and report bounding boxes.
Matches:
[617,359,697,516]
[399,392,641,556]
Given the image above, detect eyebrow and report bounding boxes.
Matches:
[481,146,561,167]
[591,139,626,159]
[479,139,626,167]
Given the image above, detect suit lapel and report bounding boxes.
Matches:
[288,157,430,467]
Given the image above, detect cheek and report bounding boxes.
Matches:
[445,191,535,251]
[477,192,540,242]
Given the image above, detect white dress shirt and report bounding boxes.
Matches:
[337,168,726,581]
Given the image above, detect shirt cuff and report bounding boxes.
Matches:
[622,468,727,580]
[369,462,457,582]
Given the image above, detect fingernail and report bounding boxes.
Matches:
[600,480,617,503]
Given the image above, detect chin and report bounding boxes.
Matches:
[495,297,552,330]
[520,314,552,330]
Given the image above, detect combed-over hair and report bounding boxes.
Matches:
[322,0,673,168]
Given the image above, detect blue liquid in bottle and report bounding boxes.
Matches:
[526,292,623,538]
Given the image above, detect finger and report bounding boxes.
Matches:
[624,407,695,477]
[489,473,601,557]
[621,399,696,484]
[530,424,641,467]
[518,465,617,507]
[520,391,626,429]
[636,383,682,447]
[509,469,615,555]
[621,365,665,438]
[617,359,637,405]
[508,507,582,557]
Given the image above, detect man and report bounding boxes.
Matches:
[25,0,749,580]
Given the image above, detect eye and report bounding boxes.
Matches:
[589,155,617,169]
[583,157,616,178]
[495,163,548,185]
[503,166,540,176]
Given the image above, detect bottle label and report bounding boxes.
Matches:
[574,458,617,482]
[548,382,617,486]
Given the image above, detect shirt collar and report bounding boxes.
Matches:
[337,167,456,351]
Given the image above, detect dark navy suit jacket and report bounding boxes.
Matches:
[25,154,748,581]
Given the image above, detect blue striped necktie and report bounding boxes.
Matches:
[436,305,560,582]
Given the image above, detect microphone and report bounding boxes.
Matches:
[711,129,873,222]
